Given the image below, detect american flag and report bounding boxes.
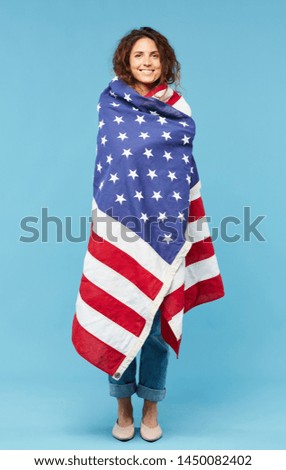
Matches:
[72,77,224,379]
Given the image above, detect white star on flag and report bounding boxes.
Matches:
[132,106,139,111]
[157,116,167,125]
[143,148,153,159]
[101,135,107,145]
[128,169,139,180]
[172,191,182,201]
[135,115,145,124]
[162,233,173,244]
[182,134,190,145]
[186,174,191,184]
[124,93,132,102]
[182,154,189,164]
[139,132,150,140]
[178,211,185,221]
[109,173,119,183]
[162,131,172,141]
[163,151,173,161]
[150,110,159,115]
[97,103,101,112]
[140,212,149,223]
[117,132,128,141]
[179,121,189,127]
[122,149,133,158]
[167,171,177,181]
[115,193,126,204]
[134,191,144,201]
[106,154,113,164]
[99,181,104,190]
[158,212,167,222]
[146,169,158,180]
[97,163,102,172]
[152,190,163,201]
[98,120,105,129]
[109,91,117,97]
[111,102,120,107]
[114,116,124,124]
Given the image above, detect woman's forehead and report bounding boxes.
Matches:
[131,37,159,52]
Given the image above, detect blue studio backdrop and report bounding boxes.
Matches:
[0,0,285,450]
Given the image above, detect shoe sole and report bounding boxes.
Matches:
[112,433,135,442]
[139,431,163,442]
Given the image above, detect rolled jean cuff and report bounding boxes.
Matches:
[136,383,166,402]
[109,382,136,398]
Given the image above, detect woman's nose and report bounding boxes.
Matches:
[143,56,151,66]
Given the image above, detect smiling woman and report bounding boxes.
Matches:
[72,26,224,444]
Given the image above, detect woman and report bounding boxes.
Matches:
[72,27,224,443]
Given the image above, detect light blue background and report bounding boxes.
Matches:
[0,0,285,450]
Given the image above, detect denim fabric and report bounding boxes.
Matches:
[108,309,170,402]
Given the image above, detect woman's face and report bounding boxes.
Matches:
[129,37,162,88]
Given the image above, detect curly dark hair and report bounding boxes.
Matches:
[112,27,181,88]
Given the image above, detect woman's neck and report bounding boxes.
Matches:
[132,81,159,97]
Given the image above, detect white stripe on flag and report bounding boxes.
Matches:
[186,215,210,242]
[190,188,201,200]
[173,96,192,117]
[185,254,220,290]
[153,87,174,102]
[164,258,186,295]
[76,293,137,355]
[190,180,202,197]
[168,309,184,340]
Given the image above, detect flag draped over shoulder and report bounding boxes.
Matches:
[72,77,225,380]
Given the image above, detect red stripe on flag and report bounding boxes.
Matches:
[89,228,163,300]
[166,91,181,106]
[72,314,125,376]
[184,274,225,311]
[144,83,168,97]
[80,274,146,337]
[186,236,215,265]
[188,196,205,222]
[161,313,181,357]
[159,284,185,322]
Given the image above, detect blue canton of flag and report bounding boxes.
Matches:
[93,78,199,264]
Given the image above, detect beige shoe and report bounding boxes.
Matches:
[112,419,135,441]
[140,420,163,442]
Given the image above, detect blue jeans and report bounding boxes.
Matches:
[108,309,170,402]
